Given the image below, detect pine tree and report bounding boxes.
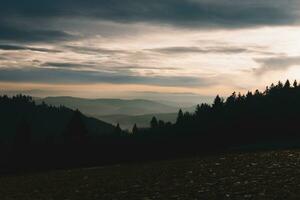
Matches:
[226,92,236,106]
[213,95,224,110]
[114,123,122,135]
[277,81,283,89]
[150,117,158,129]
[176,109,184,124]
[195,104,201,116]
[158,120,165,128]
[132,123,138,134]
[293,80,298,88]
[284,80,291,89]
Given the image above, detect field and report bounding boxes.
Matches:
[1,150,300,200]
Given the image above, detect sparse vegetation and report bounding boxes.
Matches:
[1,149,300,200]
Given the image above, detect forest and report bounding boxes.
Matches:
[1,80,300,172]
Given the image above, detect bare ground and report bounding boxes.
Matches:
[1,149,300,200]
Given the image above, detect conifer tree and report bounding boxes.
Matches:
[114,123,122,135]
[132,123,138,134]
[213,95,224,110]
[176,109,184,124]
[150,117,158,129]
[293,80,298,88]
[284,80,291,89]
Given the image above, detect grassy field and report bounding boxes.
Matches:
[1,150,300,200]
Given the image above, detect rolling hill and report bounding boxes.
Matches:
[97,113,178,130]
[36,97,198,129]
[36,97,180,116]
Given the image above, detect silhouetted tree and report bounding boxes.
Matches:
[284,80,291,89]
[150,117,158,129]
[277,81,283,89]
[132,123,138,134]
[213,95,224,110]
[195,104,201,116]
[176,109,184,124]
[158,120,165,128]
[114,123,122,136]
[293,80,298,88]
[226,92,236,107]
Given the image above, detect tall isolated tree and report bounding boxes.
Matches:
[132,123,138,134]
[150,117,158,129]
[293,80,298,88]
[114,123,122,136]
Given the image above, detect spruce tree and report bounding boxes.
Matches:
[132,124,138,134]
[114,123,122,136]
[150,117,158,129]
[176,109,184,124]
[293,80,298,88]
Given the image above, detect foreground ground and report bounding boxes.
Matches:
[1,150,300,200]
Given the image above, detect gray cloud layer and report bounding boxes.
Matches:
[0,67,214,87]
[254,56,300,75]
[0,44,61,53]
[0,24,74,43]
[1,0,299,43]
[146,46,279,55]
[1,0,299,91]
[1,0,299,27]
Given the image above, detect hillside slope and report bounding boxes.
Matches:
[36,97,180,116]
[0,95,115,143]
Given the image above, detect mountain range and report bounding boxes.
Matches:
[35,96,196,129]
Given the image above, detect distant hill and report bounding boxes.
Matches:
[36,96,198,129]
[36,97,180,116]
[0,95,115,144]
[97,113,178,130]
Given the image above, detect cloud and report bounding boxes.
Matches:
[146,46,278,55]
[0,24,75,43]
[254,56,300,75]
[1,1,299,46]
[41,62,90,69]
[1,0,299,30]
[64,45,128,55]
[0,67,215,87]
[0,44,61,53]
[40,61,179,72]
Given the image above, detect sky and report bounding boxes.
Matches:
[0,0,300,104]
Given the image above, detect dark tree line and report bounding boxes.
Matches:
[133,80,300,149]
[2,80,300,173]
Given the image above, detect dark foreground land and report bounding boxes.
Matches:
[1,150,300,200]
